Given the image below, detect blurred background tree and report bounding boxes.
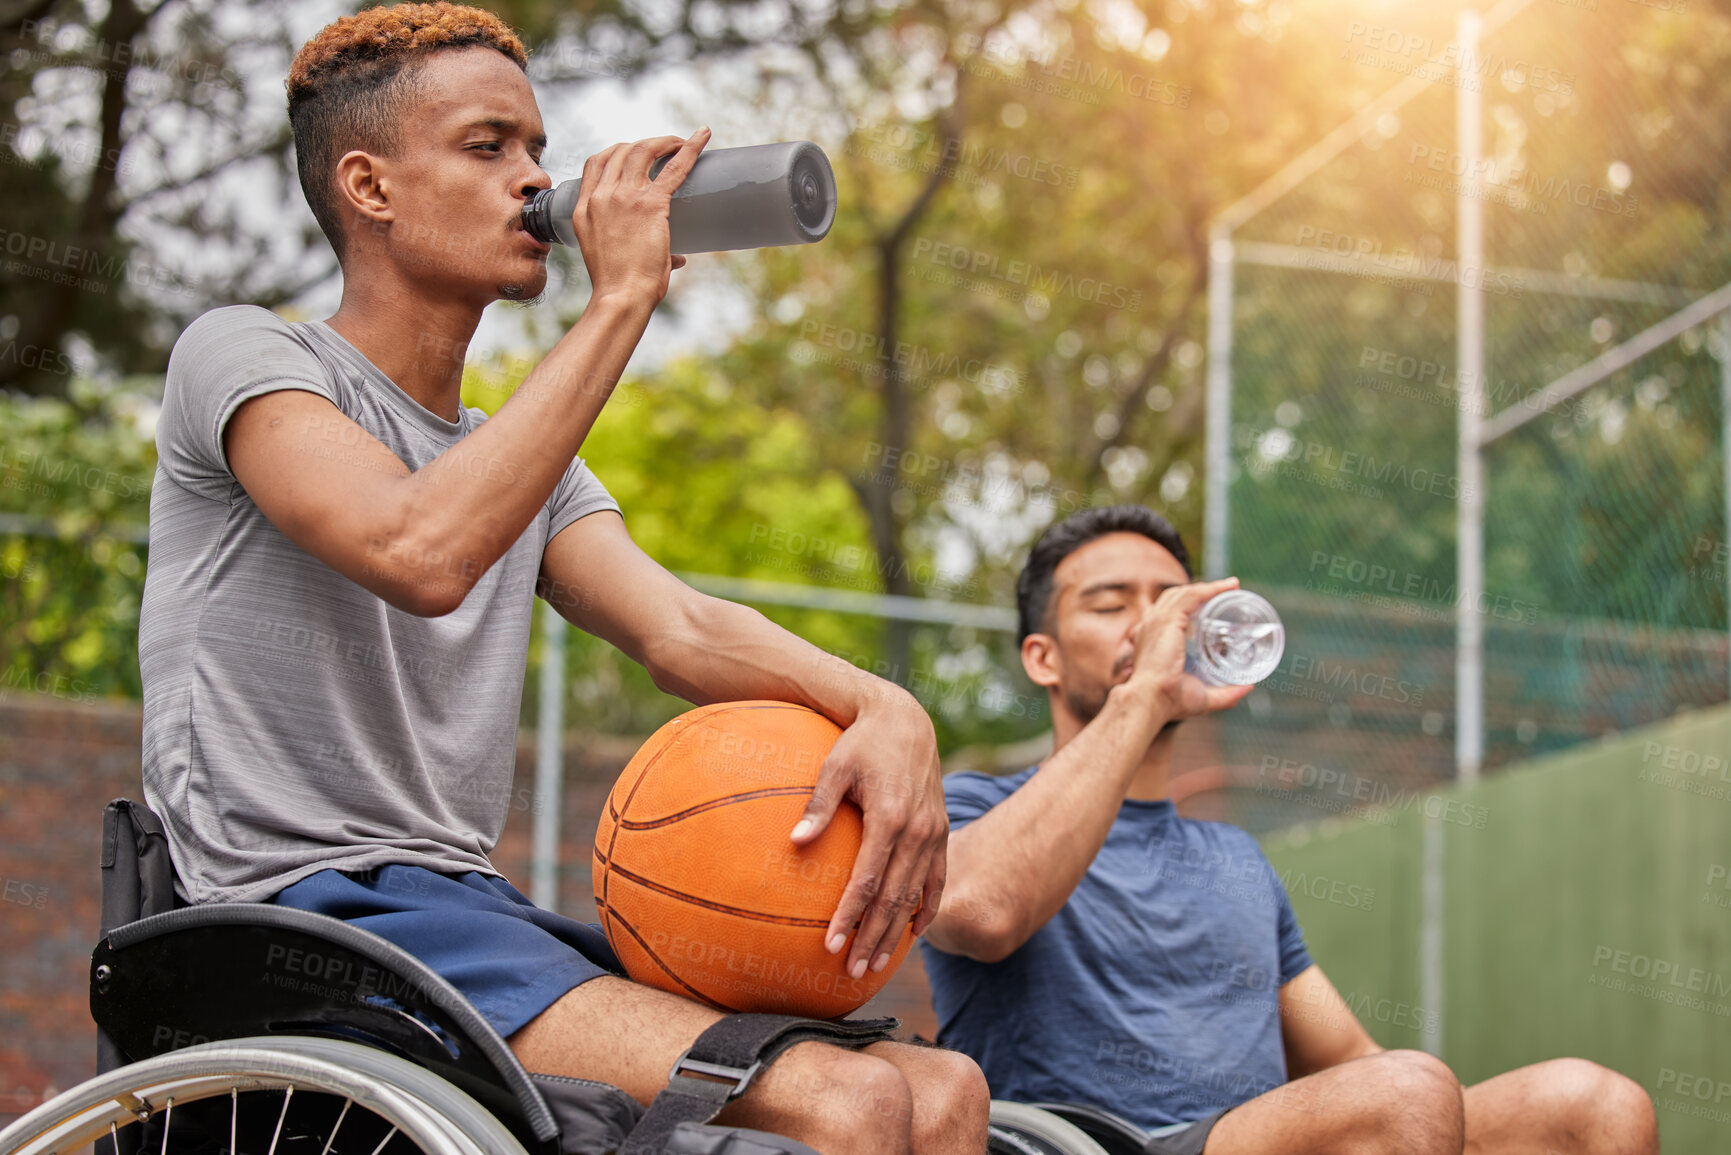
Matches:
[3,0,1727,751]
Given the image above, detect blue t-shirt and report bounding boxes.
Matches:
[920,766,1313,1130]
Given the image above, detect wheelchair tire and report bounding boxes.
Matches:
[987,1101,1110,1155]
[0,1035,531,1155]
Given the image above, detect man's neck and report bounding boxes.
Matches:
[1048,702,1175,802]
[326,277,485,424]
[1124,731,1174,801]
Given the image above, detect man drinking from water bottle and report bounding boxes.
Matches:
[139,5,985,1151]
[921,504,1656,1155]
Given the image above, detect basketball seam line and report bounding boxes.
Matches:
[601,903,728,1010]
[604,861,833,928]
[615,786,815,830]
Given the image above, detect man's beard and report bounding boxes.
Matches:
[498,282,546,306]
[1063,680,1111,726]
[1063,676,1183,734]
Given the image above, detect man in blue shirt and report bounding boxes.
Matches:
[921,505,1657,1155]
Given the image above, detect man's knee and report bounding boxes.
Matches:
[1529,1058,1656,1133]
[777,1046,915,1153]
[1350,1050,1464,1152]
[905,1047,990,1150]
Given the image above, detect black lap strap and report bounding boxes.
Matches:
[621,1013,899,1154]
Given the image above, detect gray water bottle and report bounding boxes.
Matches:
[1185,590,1285,686]
[521,140,836,255]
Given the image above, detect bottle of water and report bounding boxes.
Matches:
[521,141,836,255]
[1185,590,1285,686]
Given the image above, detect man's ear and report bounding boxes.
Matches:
[1021,632,1062,691]
[335,149,393,241]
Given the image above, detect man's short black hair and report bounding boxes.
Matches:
[1015,505,1193,643]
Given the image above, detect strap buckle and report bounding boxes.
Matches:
[667,1049,764,1102]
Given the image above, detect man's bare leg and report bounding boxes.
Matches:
[508,975,989,1155]
[1199,1050,1465,1155]
[1461,1058,1657,1155]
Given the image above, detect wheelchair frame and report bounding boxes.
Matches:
[0,801,1122,1155]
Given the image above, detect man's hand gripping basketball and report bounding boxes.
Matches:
[790,679,946,983]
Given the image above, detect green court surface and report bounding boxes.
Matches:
[1263,702,1731,1152]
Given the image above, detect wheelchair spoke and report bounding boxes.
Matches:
[0,1037,531,1155]
[318,1097,353,1155]
[267,1086,295,1155]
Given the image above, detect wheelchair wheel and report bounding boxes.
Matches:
[0,1036,530,1155]
[987,1101,1109,1155]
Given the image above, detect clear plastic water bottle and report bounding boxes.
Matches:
[1185,590,1285,686]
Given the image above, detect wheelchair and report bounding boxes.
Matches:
[0,800,1131,1155]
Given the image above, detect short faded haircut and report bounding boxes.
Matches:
[286,2,529,259]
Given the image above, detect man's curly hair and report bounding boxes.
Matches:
[287,3,529,260]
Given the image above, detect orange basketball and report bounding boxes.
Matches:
[593,701,915,1017]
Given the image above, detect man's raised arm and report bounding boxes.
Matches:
[924,578,1247,963]
[223,131,709,617]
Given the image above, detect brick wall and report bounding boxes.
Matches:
[0,692,143,1125]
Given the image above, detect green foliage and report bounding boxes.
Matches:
[4,0,1728,759]
[463,351,1051,748]
[0,379,157,702]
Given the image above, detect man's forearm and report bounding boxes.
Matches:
[640,592,907,726]
[388,291,657,607]
[926,683,1168,961]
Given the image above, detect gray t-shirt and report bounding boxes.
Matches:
[140,304,619,904]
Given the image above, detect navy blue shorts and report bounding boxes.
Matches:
[269,865,623,1039]
[1143,1108,1229,1155]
